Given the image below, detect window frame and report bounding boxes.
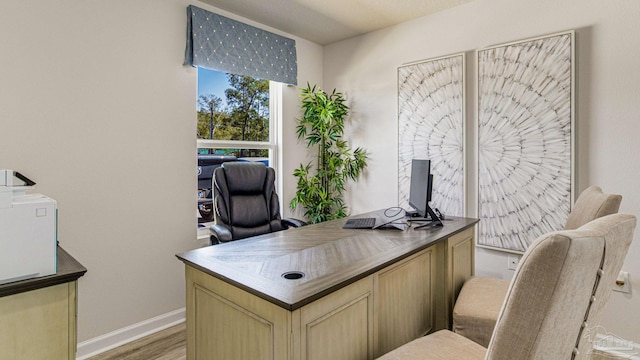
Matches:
[196,81,283,240]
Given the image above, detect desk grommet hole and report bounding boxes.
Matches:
[282,271,305,280]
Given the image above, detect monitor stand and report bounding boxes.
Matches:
[413,205,443,229]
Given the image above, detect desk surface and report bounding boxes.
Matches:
[177,211,478,310]
[0,246,87,298]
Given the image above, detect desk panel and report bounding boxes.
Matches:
[375,247,436,356]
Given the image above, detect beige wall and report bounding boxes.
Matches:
[0,0,321,344]
[323,0,640,343]
[3,0,639,350]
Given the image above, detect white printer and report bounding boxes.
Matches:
[0,170,57,284]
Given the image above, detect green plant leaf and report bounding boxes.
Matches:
[291,84,369,224]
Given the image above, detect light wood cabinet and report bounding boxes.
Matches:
[0,282,78,359]
[0,247,85,360]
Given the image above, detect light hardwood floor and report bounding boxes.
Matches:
[87,323,186,360]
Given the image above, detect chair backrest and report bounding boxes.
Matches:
[486,213,636,360]
[574,214,636,359]
[213,162,284,240]
[564,186,622,230]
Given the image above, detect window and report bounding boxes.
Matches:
[196,67,281,233]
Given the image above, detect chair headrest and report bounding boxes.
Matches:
[221,162,269,193]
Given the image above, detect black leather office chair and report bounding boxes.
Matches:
[197,154,237,222]
[210,162,306,244]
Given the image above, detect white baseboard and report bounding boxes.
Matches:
[590,333,640,359]
[76,308,185,360]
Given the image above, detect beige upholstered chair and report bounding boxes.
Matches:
[377,213,636,360]
[453,186,622,347]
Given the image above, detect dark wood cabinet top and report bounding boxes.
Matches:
[0,246,87,298]
[177,211,478,310]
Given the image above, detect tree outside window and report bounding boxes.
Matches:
[197,72,270,158]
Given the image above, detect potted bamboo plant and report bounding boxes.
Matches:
[290,84,368,223]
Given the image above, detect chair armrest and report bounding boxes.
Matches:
[282,218,307,229]
[210,224,232,245]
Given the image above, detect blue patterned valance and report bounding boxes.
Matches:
[184,5,297,85]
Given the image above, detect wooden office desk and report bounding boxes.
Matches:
[177,211,479,360]
[0,247,87,359]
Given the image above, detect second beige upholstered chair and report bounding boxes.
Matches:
[453,186,622,347]
[377,213,636,360]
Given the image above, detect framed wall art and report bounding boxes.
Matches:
[398,53,466,217]
[477,31,575,253]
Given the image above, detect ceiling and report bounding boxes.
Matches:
[198,0,476,45]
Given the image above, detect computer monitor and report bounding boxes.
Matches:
[408,159,443,227]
